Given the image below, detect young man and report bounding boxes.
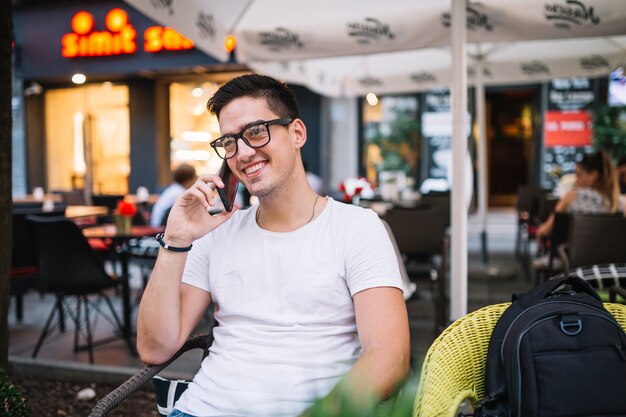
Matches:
[137,74,410,417]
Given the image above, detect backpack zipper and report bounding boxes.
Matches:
[511,311,626,417]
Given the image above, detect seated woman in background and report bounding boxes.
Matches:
[536,150,621,241]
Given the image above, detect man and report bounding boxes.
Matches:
[150,163,197,227]
[137,74,410,417]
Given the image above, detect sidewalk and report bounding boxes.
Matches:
[8,207,533,381]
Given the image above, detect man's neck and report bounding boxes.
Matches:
[257,185,324,232]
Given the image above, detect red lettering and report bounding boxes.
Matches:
[144,26,163,52]
[61,33,79,57]
[120,26,137,54]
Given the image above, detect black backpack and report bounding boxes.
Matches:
[473,275,626,417]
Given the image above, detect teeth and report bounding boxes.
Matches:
[245,162,265,174]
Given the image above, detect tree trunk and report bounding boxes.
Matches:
[0,0,14,371]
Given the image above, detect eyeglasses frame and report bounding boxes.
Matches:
[210,118,294,160]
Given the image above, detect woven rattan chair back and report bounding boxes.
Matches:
[412,302,626,417]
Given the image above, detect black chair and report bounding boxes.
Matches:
[381,206,448,332]
[558,213,626,276]
[10,208,66,322]
[27,215,134,363]
[420,192,450,228]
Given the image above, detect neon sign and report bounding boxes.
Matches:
[62,9,136,57]
[62,9,194,58]
[144,26,194,52]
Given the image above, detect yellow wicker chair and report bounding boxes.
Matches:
[412,302,626,417]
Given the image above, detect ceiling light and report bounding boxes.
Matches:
[366,92,379,106]
[72,73,87,84]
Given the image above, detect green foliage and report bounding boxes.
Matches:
[303,371,419,417]
[0,369,30,417]
[592,105,626,160]
[367,113,420,175]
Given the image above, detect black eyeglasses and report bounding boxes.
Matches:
[210,118,293,160]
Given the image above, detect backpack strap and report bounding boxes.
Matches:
[471,386,509,417]
[514,275,601,308]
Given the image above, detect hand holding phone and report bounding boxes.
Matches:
[217,160,239,212]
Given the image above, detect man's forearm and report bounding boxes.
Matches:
[136,249,188,364]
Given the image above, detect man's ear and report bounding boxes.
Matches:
[291,119,307,149]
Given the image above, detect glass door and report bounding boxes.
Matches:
[45,83,130,195]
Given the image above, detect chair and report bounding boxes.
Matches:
[557,214,626,301]
[89,333,214,417]
[420,192,450,228]
[412,301,626,417]
[10,208,66,322]
[27,215,134,363]
[382,206,448,332]
[551,263,626,303]
[558,213,626,276]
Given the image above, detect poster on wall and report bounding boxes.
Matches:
[543,77,597,189]
[419,90,472,196]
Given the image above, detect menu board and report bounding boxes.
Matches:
[419,90,472,192]
[542,77,597,188]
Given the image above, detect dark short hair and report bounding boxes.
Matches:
[207,74,300,120]
[173,163,196,184]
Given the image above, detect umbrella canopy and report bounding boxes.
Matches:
[124,0,626,69]
[123,0,626,320]
[250,36,626,97]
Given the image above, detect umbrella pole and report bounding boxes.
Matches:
[450,0,468,321]
[475,54,489,265]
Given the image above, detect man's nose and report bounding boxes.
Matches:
[236,137,256,159]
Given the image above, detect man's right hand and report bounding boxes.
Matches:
[161,173,238,246]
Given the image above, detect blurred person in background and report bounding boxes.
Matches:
[536,150,621,240]
[150,163,197,227]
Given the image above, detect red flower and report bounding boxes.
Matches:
[116,200,137,217]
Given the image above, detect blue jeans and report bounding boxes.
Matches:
[167,410,196,417]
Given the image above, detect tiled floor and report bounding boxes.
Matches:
[8,208,534,379]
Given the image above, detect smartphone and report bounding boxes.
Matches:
[217,160,239,212]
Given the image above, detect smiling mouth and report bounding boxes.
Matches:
[244,161,266,176]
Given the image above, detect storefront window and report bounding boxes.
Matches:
[169,73,247,176]
[362,95,419,188]
[45,84,130,194]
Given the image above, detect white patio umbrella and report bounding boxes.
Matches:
[124,0,626,320]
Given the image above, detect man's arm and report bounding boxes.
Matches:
[137,173,236,365]
[136,250,212,365]
[301,286,410,416]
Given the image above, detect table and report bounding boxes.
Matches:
[13,194,63,204]
[65,205,109,219]
[83,225,164,338]
[124,194,160,205]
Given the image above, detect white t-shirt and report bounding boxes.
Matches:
[176,198,403,417]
